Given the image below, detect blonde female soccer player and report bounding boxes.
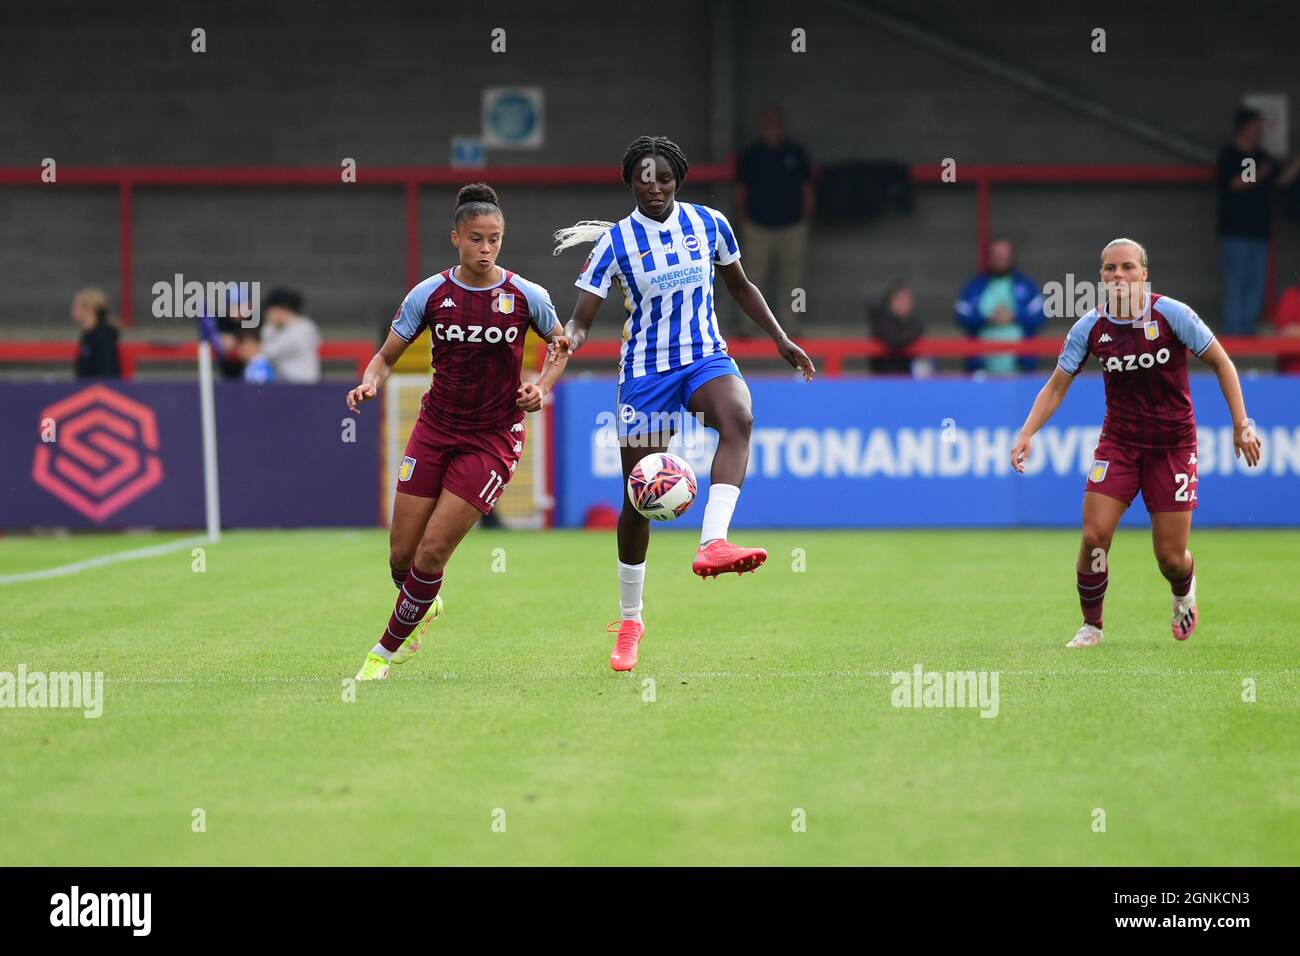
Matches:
[1012,238,1262,647]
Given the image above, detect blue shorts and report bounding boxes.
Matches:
[615,352,741,440]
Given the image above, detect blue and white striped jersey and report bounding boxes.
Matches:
[575,202,740,383]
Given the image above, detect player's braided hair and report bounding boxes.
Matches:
[454,182,503,225]
[620,136,689,189]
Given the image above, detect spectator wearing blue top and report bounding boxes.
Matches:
[735,107,813,335]
[954,239,1045,372]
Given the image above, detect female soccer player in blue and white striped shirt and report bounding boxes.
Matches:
[552,136,815,672]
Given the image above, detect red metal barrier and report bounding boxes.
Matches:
[0,341,374,380]
[559,336,1300,376]
[1,161,1249,326]
[908,163,1219,272]
[4,336,1298,380]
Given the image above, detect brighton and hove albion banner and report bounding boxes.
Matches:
[553,375,1300,528]
[0,382,381,529]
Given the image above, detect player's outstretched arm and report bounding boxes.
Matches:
[717,260,815,381]
[1011,366,1074,473]
[552,291,602,363]
[518,327,572,413]
[1199,340,1262,466]
[346,331,409,414]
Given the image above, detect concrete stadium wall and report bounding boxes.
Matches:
[3,0,1299,342]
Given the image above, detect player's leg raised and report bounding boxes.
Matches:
[685,369,766,578]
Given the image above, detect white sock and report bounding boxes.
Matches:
[370,643,394,661]
[618,560,645,623]
[700,483,740,546]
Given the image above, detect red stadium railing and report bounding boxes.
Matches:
[0,340,375,380]
[0,163,731,326]
[3,336,1298,380]
[2,161,1269,328]
[561,335,1300,376]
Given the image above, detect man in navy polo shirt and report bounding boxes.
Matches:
[735,107,813,335]
[1216,107,1300,335]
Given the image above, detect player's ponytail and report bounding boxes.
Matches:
[454,183,503,224]
[553,221,626,298]
[552,221,615,255]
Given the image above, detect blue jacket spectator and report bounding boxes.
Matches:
[954,239,1044,371]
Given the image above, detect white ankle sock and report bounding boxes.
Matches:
[370,643,394,661]
[618,560,645,623]
[700,483,740,546]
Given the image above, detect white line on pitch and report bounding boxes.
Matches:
[0,535,210,586]
[94,668,1297,685]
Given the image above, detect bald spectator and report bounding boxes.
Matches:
[70,288,121,378]
[954,239,1044,372]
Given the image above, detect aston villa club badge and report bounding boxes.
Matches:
[496,293,515,315]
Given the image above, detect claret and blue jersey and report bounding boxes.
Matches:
[1057,293,1216,449]
[391,267,558,431]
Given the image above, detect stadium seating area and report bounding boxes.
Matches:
[3,0,1298,357]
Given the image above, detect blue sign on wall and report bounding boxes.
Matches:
[554,375,1300,528]
[481,87,543,149]
[450,135,485,169]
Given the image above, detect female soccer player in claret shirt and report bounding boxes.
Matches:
[347,184,571,680]
[551,136,815,672]
[1011,238,1262,648]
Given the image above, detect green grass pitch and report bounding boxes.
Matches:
[1,528,1296,866]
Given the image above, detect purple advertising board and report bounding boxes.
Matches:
[0,382,381,529]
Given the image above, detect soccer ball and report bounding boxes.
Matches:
[627,452,698,521]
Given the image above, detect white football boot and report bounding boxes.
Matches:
[1066,623,1104,648]
[1171,576,1197,641]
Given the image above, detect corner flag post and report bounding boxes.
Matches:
[197,339,221,542]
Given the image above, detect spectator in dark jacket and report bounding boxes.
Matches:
[954,239,1044,372]
[71,288,121,378]
[736,107,813,335]
[869,283,924,375]
[1217,107,1300,335]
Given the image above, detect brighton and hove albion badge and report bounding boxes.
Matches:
[399,456,417,481]
[496,293,515,315]
[1089,460,1109,483]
